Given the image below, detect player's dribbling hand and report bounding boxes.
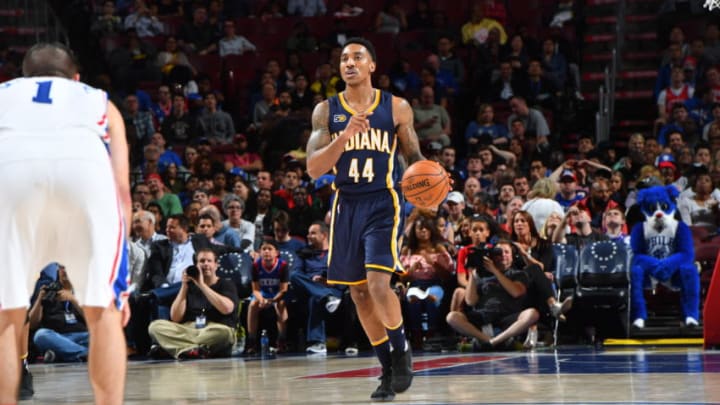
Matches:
[343,112,373,138]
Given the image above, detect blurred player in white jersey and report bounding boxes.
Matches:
[0,43,131,405]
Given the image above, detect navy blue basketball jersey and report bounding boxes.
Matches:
[327,90,401,195]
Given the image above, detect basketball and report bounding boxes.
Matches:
[401,160,451,208]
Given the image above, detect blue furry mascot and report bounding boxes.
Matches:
[630,185,700,328]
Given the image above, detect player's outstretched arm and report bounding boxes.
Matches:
[306,100,371,179]
[394,96,424,166]
[107,100,132,234]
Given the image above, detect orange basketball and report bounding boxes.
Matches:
[401,160,451,208]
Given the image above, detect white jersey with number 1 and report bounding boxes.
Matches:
[0,76,129,310]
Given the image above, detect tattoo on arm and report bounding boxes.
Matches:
[306,102,331,158]
[397,123,424,165]
[394,97,424,165]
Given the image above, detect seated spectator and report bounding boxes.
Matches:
[408,0,432,30]
[657,67,694,125]
[290,73,314,112]
[654,43,685,101]
[310,63,343,100]
[573,177,619,230]
[218,20,256,57]
[271,210,305,272]
[246,240,289,354]
[124,93,156,154]
[426,53,459,98]
[290,222,345,354]
[287,0,326,16]
[29,264,88,363]
[124,1,164,38]
[150,132,183,171]
[502,34,530,73]
[461,3,507,46]
[465,104,509,147]
[489,60,525,102]
[678,169,720,228]
[162,93,197,145]
[541,38,568,88]
[253,81,278,128]
[178,5,217,55]
[375,1,407,34]
[147,173,184,217]
[451,215,496,312]
[285,21,318,52]
[91,1,123,36]
[436,35,465,87]
[197,93,235,144]
[524,59,560,111]
[132,209,168,256]
[413,86,452,146]
[199,205,242,249]
[398,216,453,349]
[551,167,586,210]
[148,248,238,359]
[658,103,699,147]
[288,186,324,238]
[507,96,550,152]
[224,134,263,172]
[552,206,608,250]
[446,240,537,351]
[521,178,565,232]
[603,207,630,246]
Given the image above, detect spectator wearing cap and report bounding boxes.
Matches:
[224,134,264,173]
[197,93,235,145]
[656,152,682,190]
[147,173,184,217]
[413,85,452,146]
[464,104,509,148]
[551,164,586,210]
[222,195,255,252]
[312,174,335,217]
[445,191,468,246]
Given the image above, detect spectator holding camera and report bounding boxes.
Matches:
[452,215,500,312]
[28,264,89,363]
[148,248,239,359]
[446,240,538,351]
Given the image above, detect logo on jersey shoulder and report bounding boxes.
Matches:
[333,114,347,123]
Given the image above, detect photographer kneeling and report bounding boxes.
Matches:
[29,264,89,363]
[148,248,239,359]
[446,240,539,351]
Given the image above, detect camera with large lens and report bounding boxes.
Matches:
[186,265,200,280]
[466,244,503,278]
[42,281,63,303]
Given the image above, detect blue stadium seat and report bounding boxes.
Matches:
[217,251,253,299]
[575,239,630,309]
[553,243,578,294]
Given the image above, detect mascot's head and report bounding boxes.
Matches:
[636,185,679,232]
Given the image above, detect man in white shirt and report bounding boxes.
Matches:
[218,20,257,57]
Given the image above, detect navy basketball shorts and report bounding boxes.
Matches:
[327,189,405,285]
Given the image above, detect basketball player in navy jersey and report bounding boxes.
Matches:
[306,37,423,401]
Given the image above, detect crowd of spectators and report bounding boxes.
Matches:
[1,0,718,359]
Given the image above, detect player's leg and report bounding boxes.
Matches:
[84,305,126,405]
[349,283,394,401]
[0,309,30,403]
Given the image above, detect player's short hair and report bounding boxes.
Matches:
[22,42,78,79]
[343,37,377,62]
